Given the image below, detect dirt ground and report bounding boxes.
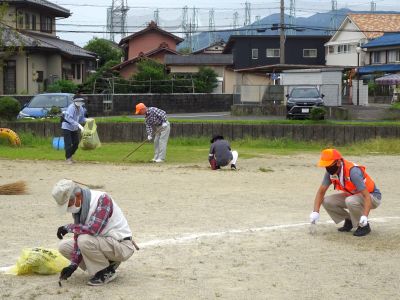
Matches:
[1,154,400,300]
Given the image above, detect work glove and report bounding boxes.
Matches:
[309,211,320,223]
[147,135,152,141]
[78,124,84,132]
[359,215,368,227]
[57,226,68,240]
[162,122,168,128]
[60,264,77,280]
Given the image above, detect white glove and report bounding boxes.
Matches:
[162,122,168,128]
[147,135,152,141]
[309,211,320,223]
[78,124,84,132]
[359,215,368,227]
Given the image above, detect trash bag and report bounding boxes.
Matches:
[79,118,101,150]
[7,247,70,275]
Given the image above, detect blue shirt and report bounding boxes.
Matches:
[322,166,381,200]
[61,103,86,131]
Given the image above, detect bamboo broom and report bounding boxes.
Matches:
[0,181,27,195]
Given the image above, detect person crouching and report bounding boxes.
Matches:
[208,135,238,170]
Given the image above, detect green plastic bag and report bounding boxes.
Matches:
[7,247,69,275]
[79,118,101,150]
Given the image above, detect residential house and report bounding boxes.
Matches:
[191,41,226,55]
[359,33,400,75]
[164,54,233,93]
[0,0,96,95]
[325,13,400,68]
[113,21,183,79]
[222,35,330,94]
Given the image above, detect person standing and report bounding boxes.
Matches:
[135,103,170,163]
[52,179,137,286]
[208,135,238,170]
[309,148,382,237]
[62,98,87,164]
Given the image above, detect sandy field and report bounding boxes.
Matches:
[0,153,400,300]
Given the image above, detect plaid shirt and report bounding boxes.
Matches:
[65,194,113,266]
[145,107,167,136]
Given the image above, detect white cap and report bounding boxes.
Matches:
[52,179,76,214]
[73,98,85,106]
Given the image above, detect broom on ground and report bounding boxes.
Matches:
[0,181,28,195]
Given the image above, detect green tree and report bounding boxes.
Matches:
[0,96,21,120]
[80,59,121,94]
[131,59,170,93]
[46,80,78,93]
[84,38,122,68]
[194,67,218,93]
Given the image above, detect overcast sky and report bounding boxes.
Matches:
[53,0,400,46]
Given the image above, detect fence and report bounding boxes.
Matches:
[233,85,284,105]
[2,121,399,145]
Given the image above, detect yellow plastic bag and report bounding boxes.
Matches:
[7,247,69,275]
[79,118,101,150]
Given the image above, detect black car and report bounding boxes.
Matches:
[286,87,325,119]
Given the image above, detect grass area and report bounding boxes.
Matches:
[1,132,399,164]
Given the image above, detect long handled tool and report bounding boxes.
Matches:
[123,127,164,161]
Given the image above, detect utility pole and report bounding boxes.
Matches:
[280,0,285,64]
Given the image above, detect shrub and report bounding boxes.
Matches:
[0,96,21,120]
[46,80,78,93]
[310,107,326,120]
[390,102,400,110]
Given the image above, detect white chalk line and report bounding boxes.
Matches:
[139,216,400,249]
[1,216,399,272]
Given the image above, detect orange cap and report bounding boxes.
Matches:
[135,103,146,115]
[318,148,342,167]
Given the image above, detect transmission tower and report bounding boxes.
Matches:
[329,0,338,34]
[288,0,296,35]
[370,1,376,12]
[107,0,129,42]
[244,2,251,34]
[181,6,190,49]
[191,7,199,50]
[255,15,261,35]
[233,11,239,35]
[154,9,160,24]
[208,9,216,45]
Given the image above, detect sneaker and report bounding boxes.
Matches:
[155,159,164,163]
[338,219,353,232]
[151,157,157,162]
[66,158,73,164]
[353,223,371,237]
[87,269,117,286]
[108,261,121,272]
[231,164,237,170]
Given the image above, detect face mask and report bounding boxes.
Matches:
[67,198,81,214]
[326,164,339,175]
[74,102,84,107]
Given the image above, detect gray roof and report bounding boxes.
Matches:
[165,54,233,66]
[5,0,70,17]
[0,26,95,59]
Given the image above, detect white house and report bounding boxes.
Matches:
[325,13,400,67]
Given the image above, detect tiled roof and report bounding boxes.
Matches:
[165,54,233,66]
[349,14,400,39]
[363,33,400,48]
[5,0,70,17]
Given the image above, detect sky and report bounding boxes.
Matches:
[53,0,400,47]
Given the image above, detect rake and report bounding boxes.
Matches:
[0,181,27,195]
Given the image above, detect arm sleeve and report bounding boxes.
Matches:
[64,105,80,127]
[208,144,215,161]
[349,167,366,192]
[145,118,153,136]
[78,107,86,124]
[321,172,332,186]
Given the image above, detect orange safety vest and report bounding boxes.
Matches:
[330,159,375,195]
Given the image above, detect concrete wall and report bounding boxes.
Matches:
[3,121,400,145]
[351,80,369,106]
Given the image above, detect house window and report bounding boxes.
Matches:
[252,49,258,59]
[328,46,335,54]
[71,64,76,79]
[266,49,280,57]
[77,64,81,80]
[303,49,317,58]
[371,51,383,64]
[17,11,24,29]
[388,50,400,63]
[32,14,37,31]
[337,44,350,54]
[40,16,53,33]
[25,13,30,29]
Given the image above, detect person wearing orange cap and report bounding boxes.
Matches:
[309,148,381,237]
[135,103,170,162]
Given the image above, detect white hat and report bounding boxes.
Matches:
[73,97,85,103]
[52,179,76,214]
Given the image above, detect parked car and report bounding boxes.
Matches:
[286,87,325,119]
[17,93,87,119]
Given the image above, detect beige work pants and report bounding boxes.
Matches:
[153,121,170,161]
[59,235,135,276]
[322,192,381,228]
